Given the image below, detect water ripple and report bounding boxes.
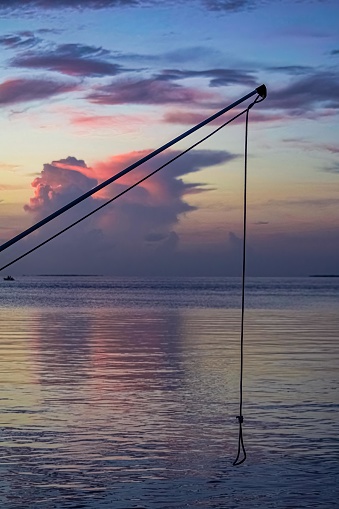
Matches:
[0,278,338,507]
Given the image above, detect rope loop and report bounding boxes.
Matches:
[232,95,261,466]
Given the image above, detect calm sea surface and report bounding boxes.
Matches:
[0,277,338,508]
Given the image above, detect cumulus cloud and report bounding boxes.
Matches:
[24,156,97,214]
[12,43,129,77]
[0,78,77,105]
[90,148,235,210]
[19,149,235,274]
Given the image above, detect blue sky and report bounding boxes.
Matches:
[0,0,338,275]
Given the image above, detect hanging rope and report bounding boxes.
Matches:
[0,106,250,273]
[233,94,264,466]
[0,86,267,467]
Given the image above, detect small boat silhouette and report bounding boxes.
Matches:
[3,275,15,281]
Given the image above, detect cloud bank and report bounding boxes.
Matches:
[265,71,339,113]
[18,149,235,274]
[12,43,129,77]
[0,78,77,105]
[87,78,219,105]
[0,31,40,49]
[0,0,321,13]
[0,0,261,12]
[157,68,257,87]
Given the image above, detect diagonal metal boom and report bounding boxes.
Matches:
[0,85,266,254]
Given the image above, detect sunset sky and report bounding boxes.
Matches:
[0,0,338,276]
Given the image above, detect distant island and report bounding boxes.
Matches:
[31,274,102,277]
[309,274,339,278]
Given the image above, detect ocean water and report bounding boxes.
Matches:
[0,276,338,508]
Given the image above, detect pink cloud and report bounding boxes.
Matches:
[283,138,339,154]
[24,157,97,213]
[0,183,26,190]
[163,110,215,126]
[70,111,149,131]
[87,78,220,106]
[90,148,234,203]
[0,162,20,171]
[0,78,78,105]
[0,31,38,49]
[323,144,339,154]
[21,149,234,268]
[12,43,127,77]
[162,108,295,125]
[263,71,339,113]
[16,148,240,274]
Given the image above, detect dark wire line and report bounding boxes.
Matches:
[2,94,264,467]
[233,95,261,466]
[0,87,263,255]
[0,106,251,273]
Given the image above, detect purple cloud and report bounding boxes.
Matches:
[16,148,236,274]
[88,77,219,105]
[283,138,339,154]
[202,0,258,11]
[203,0,325,12]
[24,156,98,214]
[0,0,149,10]
[0,78,77,105]
[0,0,279,12]
[324,163,339,174]
[0,31,40,49]
[265,71,339,113]
[266,197,339,208]
[157,68,257,87]
[266,65,313,75]
[12,43,128,77]
[0,0,328,14]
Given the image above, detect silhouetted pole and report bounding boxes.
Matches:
[0,85,266,254]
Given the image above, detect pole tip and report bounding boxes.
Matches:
[256,84,267,99]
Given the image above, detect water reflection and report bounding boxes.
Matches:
[0,304,338,508]
[31,309,93,387]
[31,308,184,392]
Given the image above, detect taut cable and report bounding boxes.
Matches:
[0,86,265,255]
[0,86,268,467]
[1,108,248,273]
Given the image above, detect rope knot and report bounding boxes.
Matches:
[236,415,244,424]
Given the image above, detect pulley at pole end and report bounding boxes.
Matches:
[255,84,267,99]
